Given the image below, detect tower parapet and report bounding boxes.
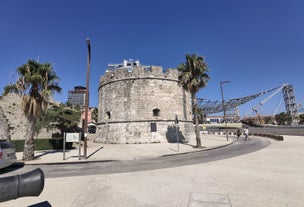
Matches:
[100,60,178,88]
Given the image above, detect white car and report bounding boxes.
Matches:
[0,141,17,169]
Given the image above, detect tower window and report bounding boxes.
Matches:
[106,111,111,119]
[151,123,157,132]
[153,108,160,116]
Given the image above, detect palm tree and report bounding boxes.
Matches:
[177,54,210,148]
[3,60,61,160]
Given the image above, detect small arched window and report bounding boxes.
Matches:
[106,111,111,119]
[153,108,160,116]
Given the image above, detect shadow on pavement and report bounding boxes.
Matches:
[87,146,103,159]
[34,150,63,159]
[0,162,25,175]
[28,201,52,207]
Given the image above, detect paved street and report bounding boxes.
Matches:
[3,137,269,178]
[2,135,304,207]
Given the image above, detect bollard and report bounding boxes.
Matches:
[0,168,45,202]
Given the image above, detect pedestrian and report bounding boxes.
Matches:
[236,129,241,141]
[244,127,249,141]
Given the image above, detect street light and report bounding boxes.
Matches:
[220,81,230,141]
[84,38,91,159]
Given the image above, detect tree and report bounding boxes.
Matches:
[300,114,304,124]
[197,107,206,124]
[35,103,81,136]
[275,112,291,125]
[91,107,98,123]
[3,60,61,161]
[177,54,210,148]
[33,105,57,135]
[48,103,82,135]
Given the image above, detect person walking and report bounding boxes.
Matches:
[244,127,249,141]
[236,129,242,141]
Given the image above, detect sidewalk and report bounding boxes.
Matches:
[4,135,304,207]
[16,135,234,164]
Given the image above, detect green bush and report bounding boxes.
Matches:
[11,140,24,152]
[11,138,73,152]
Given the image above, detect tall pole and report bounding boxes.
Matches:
[220,81,230,141]
[84,38,91,159]
[175,115,179,153]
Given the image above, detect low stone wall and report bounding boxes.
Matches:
[202,131,237,136]
[202,125,304,136]
[248,126,304,136]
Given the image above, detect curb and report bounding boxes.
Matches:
[161,140,234,157]
[20,140,235,166]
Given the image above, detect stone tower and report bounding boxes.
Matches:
[94,60,195,144]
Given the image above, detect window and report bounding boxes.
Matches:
[106,111,111,119]
[153,108,160,116]
[151,123,157,132]
[145,66,152,72]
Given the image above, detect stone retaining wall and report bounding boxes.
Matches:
[0,94,58,140]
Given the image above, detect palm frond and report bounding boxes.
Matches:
[177,53,210,93]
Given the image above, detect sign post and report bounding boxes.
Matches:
[63,132,81,160]
[175,115,179,153]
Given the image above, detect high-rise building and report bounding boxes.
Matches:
[68,86,87,106]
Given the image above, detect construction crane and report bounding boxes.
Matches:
[252,84,288,125]
[199,83,299,124]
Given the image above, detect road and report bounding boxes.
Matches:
[1,137,271,178]
[2,136,304,207]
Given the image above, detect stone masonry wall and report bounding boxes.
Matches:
[95,64,195,143]
[0,93,58,140]
[97,121,195,144]
[0,94,30,140]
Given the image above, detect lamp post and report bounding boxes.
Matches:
[83,38,91,159]
[220,81,230,141]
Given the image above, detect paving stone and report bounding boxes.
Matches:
[188,193,231,207]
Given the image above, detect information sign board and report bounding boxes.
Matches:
[66,133,80,142]
[63,132,81,160]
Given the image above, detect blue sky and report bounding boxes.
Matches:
[1,0,303,117]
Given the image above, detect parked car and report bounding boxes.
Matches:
[88,123,96,133]
[0,140,17,169]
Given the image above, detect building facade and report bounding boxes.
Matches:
[67,86,87,106]
[94,60,195,144]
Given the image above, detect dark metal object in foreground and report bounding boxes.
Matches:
[0,168,44,202]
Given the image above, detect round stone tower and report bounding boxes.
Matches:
[94,60,195,144]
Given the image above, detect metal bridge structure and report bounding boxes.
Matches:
[198,84,300,124]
